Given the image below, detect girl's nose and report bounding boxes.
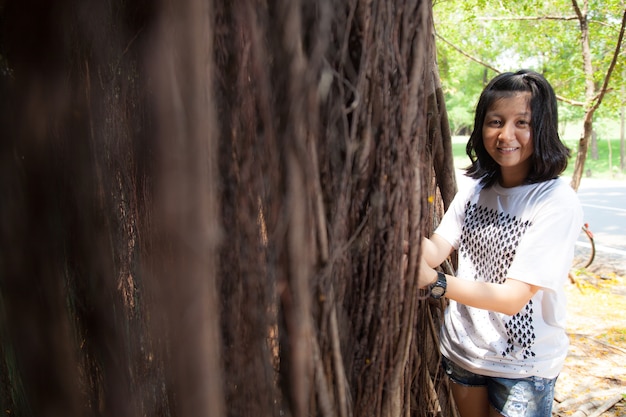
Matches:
[498,122,516,141]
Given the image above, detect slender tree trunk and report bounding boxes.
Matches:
[571,0,595,190]
[591,129,598,160]
[619,75,626,173]
[571,113,593,190]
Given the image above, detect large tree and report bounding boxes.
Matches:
[0,1,457,416]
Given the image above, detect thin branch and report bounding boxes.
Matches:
[590,7,626,113]
[478,15,612,27]
[478,15,578,21]
[559,95,586,107]
[571,0,584,22]
[434,33,585,106]
[434,33,500,73]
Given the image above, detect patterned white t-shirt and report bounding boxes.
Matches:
[435,177,583,379]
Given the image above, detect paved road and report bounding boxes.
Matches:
[577,178,626,259]
[575,178,626,275]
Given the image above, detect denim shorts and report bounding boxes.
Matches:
[441,356,557,417]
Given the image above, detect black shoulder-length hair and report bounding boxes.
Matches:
[465,69,570,187]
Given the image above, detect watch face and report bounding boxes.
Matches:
[431,286,445,297]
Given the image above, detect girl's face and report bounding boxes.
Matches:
[482,92,533,187]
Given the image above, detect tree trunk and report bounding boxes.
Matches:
[619,77,626,173]
[571,113,594,190]
[591,129,598,160]
[0,1,457,416]
[571,0,596,190]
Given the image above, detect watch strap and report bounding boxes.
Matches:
[429,271,447,299]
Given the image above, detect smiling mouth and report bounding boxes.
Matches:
[498,147,518,152]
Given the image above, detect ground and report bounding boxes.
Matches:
[554,254,626,416]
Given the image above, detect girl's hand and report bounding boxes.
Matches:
[418,257,437,289]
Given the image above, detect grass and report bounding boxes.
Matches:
[451,136,626,180]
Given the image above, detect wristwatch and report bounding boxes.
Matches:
[429,271,447,299]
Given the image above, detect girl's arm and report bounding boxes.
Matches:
[419,233,539,316]
[421,234,453,267]
[419,261,539,316]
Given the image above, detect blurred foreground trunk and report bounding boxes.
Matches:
[0,0,456,416]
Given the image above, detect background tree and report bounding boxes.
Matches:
[0,1,458,416]
[434,0,626,189]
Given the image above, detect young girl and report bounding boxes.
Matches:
[420,70,582,417]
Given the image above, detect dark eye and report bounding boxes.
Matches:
[487,119,502,127]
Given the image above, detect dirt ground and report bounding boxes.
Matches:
[553,254,626,416]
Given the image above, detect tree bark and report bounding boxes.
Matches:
[570,0,594,190]
[619,71,626,172]
[0,1,457,416]
[571,114,593,190]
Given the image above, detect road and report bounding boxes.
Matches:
[577,178,626,260]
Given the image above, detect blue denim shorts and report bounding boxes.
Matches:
[441,356,557,417]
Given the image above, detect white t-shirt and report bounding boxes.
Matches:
[435,177,583,379]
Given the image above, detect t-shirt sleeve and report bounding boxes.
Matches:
[506,184,583,292]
